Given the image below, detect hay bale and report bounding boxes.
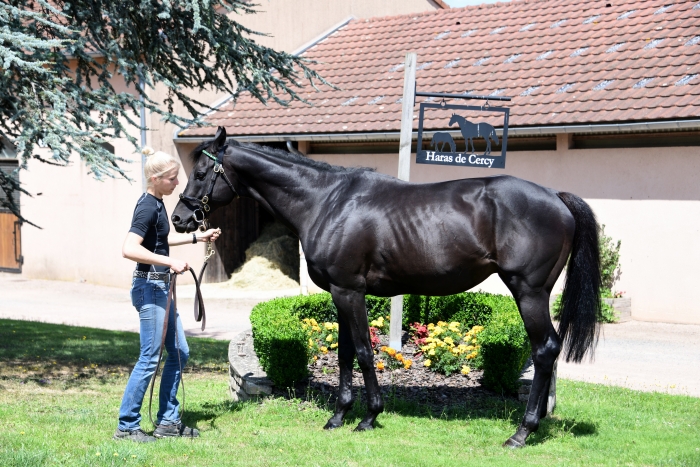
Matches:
[219,222,300,290]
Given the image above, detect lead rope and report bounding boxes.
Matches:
[147,240,210,432]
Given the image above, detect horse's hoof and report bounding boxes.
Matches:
[353,423,374,432]
[502,437,525,449]
[323,420,342,430]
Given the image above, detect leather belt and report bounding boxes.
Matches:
[133,271,170,281]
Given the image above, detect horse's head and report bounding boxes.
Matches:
[171,126,238,233]
[448,113,458,126]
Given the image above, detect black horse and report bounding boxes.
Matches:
[172,127,601,448]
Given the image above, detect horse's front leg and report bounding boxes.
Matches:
[323,313,355,429]
[329,285,383,431]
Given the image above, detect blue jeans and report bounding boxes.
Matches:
[117,278,189,431]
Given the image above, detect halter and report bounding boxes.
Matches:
[178,144,238,229]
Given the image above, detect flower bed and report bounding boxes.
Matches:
[249,292,530,393]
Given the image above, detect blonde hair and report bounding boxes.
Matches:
[142,146,180,187]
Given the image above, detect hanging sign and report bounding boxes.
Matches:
[415,92,510,169]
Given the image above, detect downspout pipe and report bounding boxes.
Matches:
[286,140,304,156]
[140,76,147,193]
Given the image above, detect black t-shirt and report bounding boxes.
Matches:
[129,193,170,273]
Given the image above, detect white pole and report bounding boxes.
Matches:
[389,52,417,351]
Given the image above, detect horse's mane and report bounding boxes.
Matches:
[190,138,374,174]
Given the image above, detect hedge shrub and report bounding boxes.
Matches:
[478,303,531,394]
[249,297,310,387]
[403,292,497,329]
[250,291,531,393]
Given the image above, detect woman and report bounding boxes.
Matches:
[114,147,220,443]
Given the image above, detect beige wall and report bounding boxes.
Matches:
[309,140,700,325]
[20,140,204,287]
[238,0,444,53]
[18,1,443,287]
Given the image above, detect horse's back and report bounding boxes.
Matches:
[307,173,572,296]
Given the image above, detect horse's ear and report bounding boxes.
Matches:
[213,126,227,149]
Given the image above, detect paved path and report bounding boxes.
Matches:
[0,273,296,341]
[2,273,699,397]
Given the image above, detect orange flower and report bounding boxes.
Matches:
[376,361,385,370]
[395,353,404,362]
[386,348,396,357]
[403,359,413,369]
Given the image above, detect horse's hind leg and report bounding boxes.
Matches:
[328,285,384,431]
[324,312,356,429]
[500,277,562,448]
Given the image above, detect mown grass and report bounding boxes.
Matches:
[1,319,699,467]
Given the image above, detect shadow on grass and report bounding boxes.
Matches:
[183,400,245,431]
[0,319,230,383]
[273,379,598,443]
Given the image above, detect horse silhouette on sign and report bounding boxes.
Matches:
[449,113,500,155]
[430,132,456,152]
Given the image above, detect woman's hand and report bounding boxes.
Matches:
[168,258,190,274]
[198,228,222,243]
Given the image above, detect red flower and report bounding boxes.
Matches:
[369,326,381,349]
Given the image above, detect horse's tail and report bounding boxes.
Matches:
[556,192,601,363]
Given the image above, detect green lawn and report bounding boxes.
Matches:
[1,319,699,467]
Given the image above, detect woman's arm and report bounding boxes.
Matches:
[168,228,222,246]
[122,232,189,273]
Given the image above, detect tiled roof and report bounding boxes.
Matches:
[181,0,700,138]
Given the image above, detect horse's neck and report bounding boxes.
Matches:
[229,149,334,235]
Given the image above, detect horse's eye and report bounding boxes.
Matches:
[195,171,206,180]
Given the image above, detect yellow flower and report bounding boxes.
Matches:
[309,318,318,326]
[437,321,447,327]
[403,359,413,369]
[467,352,477,359]
[380,346,388,352]
[333,323,339,330]
[472,325,484,333]
[377,361,385,370]
[312,326,321,332]
[451,347,459,355]
[308,338,314,346]
[425,337,434,343]
[432,326,444,336]
[313,355,318,361]
[427,323,435,330]
[324,322,334,330]
[436,341,444,348]
[320,346,328,354]
[461,365,471,375]
[443,336,454,346]
[395,353,404,362]
[428,349,436,356]
[423,359,432,367]
[325,334,334,342]
[386,347,396,357]
[330,343,338,349]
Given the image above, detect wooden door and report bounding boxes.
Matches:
[0,212,22,272]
